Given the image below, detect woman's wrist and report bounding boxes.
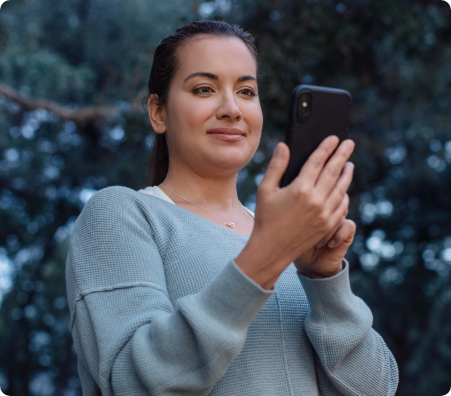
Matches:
[235,233,290,290]
[296,260,344,279]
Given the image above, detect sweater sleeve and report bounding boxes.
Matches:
[297,262,399,396]
[66,188,274,396]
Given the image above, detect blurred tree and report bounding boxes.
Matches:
[0,0,196,394]
[1,0,451,395]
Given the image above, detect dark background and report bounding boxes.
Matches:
[1,0,451,394]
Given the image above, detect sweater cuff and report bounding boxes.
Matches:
[296,260,370,325]
[186,259,275,330]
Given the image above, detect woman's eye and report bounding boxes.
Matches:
[239,88,257,97]
[193,86,213,95]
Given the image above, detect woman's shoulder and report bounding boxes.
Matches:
[86,185,169,208]
[83,186,139,211]
[80,185,174,224]
[72,186,177,244]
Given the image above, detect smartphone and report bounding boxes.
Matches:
[279,84,352,188]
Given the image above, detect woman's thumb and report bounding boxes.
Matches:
[259,142,290,190]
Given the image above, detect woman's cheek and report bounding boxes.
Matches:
[248,111,263,138]
[247,102,263,126]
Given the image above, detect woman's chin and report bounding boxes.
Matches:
[203,153,251,173]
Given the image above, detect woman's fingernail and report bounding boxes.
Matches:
[328,240,335,248]
[274,143,283,157]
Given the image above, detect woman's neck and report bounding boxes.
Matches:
[160,166,241,211]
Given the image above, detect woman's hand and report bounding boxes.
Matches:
[235,136,355,289]
[294,218,356,278]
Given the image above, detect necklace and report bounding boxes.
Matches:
[160,183,243,228]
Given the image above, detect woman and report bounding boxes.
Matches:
[66,21,398,395]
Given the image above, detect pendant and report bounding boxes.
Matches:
[226,222,235,228]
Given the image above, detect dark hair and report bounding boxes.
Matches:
[147,21,258,186]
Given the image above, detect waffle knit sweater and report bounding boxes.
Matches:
[65,186,398,396]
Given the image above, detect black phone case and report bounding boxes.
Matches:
[280,85,352,188]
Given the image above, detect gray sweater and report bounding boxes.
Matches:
[65,186,398,395]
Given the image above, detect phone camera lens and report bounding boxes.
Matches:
[297,92,312,123]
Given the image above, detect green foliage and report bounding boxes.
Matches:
[1,0,451,394]
[0,1,197,394]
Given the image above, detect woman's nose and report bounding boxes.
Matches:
[215,92,242,120]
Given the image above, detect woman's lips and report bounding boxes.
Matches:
[208,134,244,142]
[207,128,245,142]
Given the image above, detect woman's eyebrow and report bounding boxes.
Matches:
[184,72,218,83]
[237,75,257,83]
[183,72,257,83]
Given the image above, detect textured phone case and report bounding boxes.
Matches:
[280,85,352,187]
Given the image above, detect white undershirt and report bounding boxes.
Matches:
[138,186,255,219]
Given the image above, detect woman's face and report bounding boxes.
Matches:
[159,35,263,179]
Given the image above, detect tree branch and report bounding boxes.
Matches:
[0,82,146,125]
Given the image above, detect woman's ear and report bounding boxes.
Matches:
[148,95,167,134]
